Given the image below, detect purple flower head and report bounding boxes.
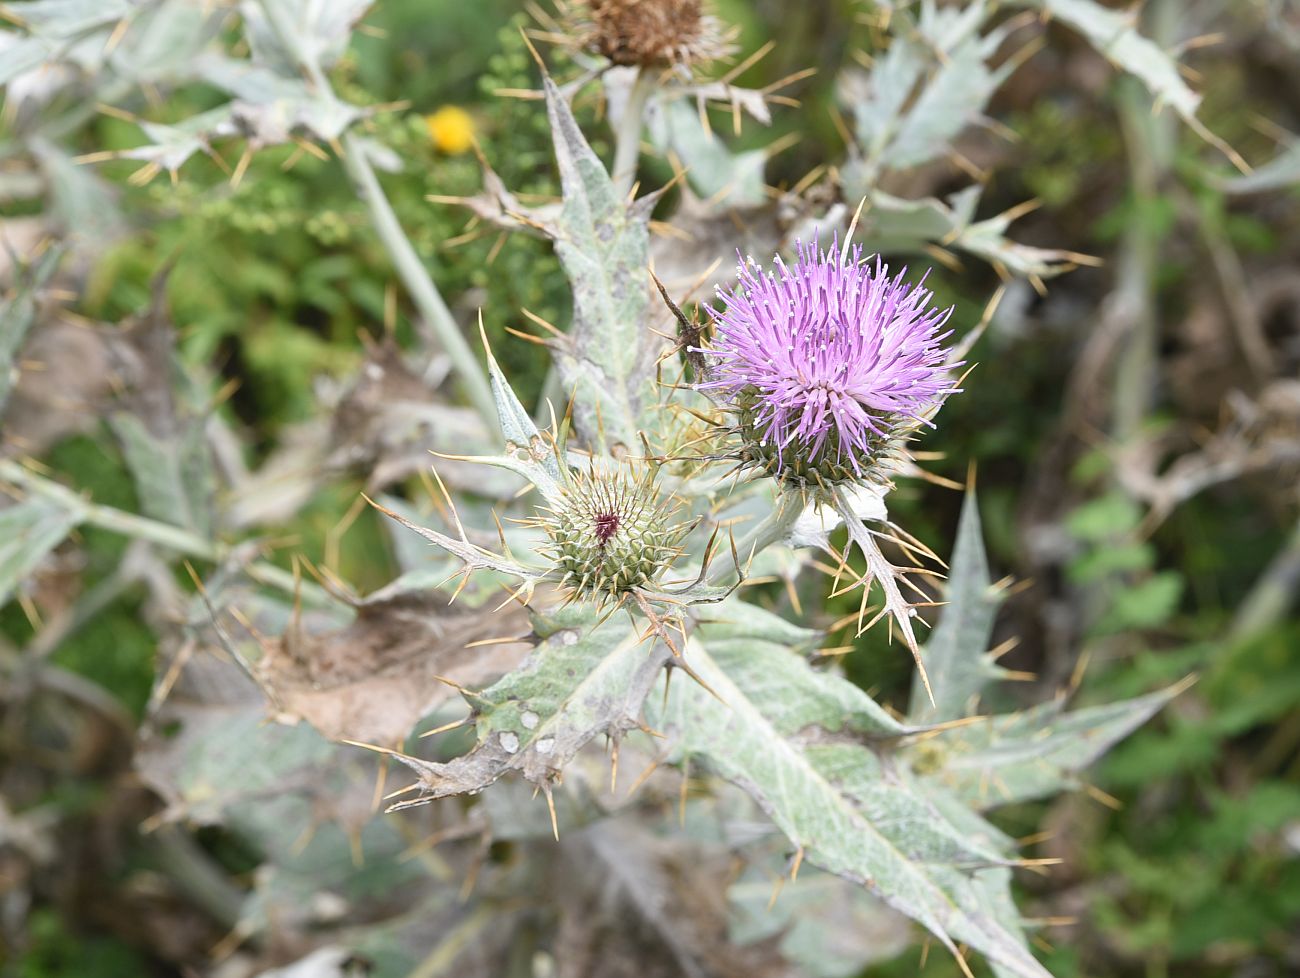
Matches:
[701,238,959,483]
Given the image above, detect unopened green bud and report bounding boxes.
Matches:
[540,468,689,602]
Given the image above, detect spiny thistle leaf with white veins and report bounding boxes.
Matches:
[378,606,668,811]
[647,635,1053,978]
[542,76,664,450]
[909,684,1189,810]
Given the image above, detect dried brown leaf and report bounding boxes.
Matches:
[258,588,534,745]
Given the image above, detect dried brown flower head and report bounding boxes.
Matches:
[565,0,734,70]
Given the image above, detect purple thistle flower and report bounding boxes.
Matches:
[701,238,959,482]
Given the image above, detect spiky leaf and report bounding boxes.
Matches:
[649,637,1052,978]
[484,339,562,499]
[544,77,660,449]
[909,490,1006,723]
[0,495,84,608]
[1027,0,1200,121]
[105,275,215,537]
[700,629,913,738]
[383,607,664,808]
[651,98,767,207]
[910,686,1184,809]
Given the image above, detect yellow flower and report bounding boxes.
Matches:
[425,106,475,155]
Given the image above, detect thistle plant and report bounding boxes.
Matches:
[1,2,1247,976]
[347,62,1184,978]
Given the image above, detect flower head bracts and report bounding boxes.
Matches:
[701,238,959,490]
[558,0,735,72]
[535,464,693,605]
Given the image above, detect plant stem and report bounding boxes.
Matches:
[339,134,496,425]
[707,494,803,586]
[0,460,334,606]
[612,66,655,199]
[256,0,496,428]
[149,825,247,929]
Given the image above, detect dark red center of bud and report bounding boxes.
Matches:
[594,511,621,546]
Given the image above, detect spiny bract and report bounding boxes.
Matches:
[700,238,960,492]
[538,466,691,602]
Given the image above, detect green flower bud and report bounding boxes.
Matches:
[540,468,690,602]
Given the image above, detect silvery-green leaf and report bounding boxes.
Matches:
[847,43,925,162]
[105,277,215,538]
[909,491,1005,723]
[485,341,562,500]
[911,686,1181,809]
[230,91,360,146]
[650,637,1052,978]
[843,188,1077,279]
[845,3,1007,168]
[0,495,84,607]
[196,53,307,102]
[697,596,820,650]
[1025,0,1200,121]
[118,106,236,176]
[109,0,217,84]
[195,56,361,146]
[30,138,125,246]
[650,98,767,207]
[109,413,213,535]
[0,35,51,87]
[887,51,999,168]
[833,490,927,683]
[884,27,1010,168]
[916,0,988,49]
[370,493,546,608]
[1,243,62,414]
[706,84,771,124]
[896,767,1030,971]
[382,609,664,808]
[544,77,660,449]
[371,498,541,587]
[699,630,912,738]
[808,741,1008,865]
[1220,136,1300,194]
[241,0,373,76]
[0,0,132,82]
[958,210,1084,277]
[6,0,132,35]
